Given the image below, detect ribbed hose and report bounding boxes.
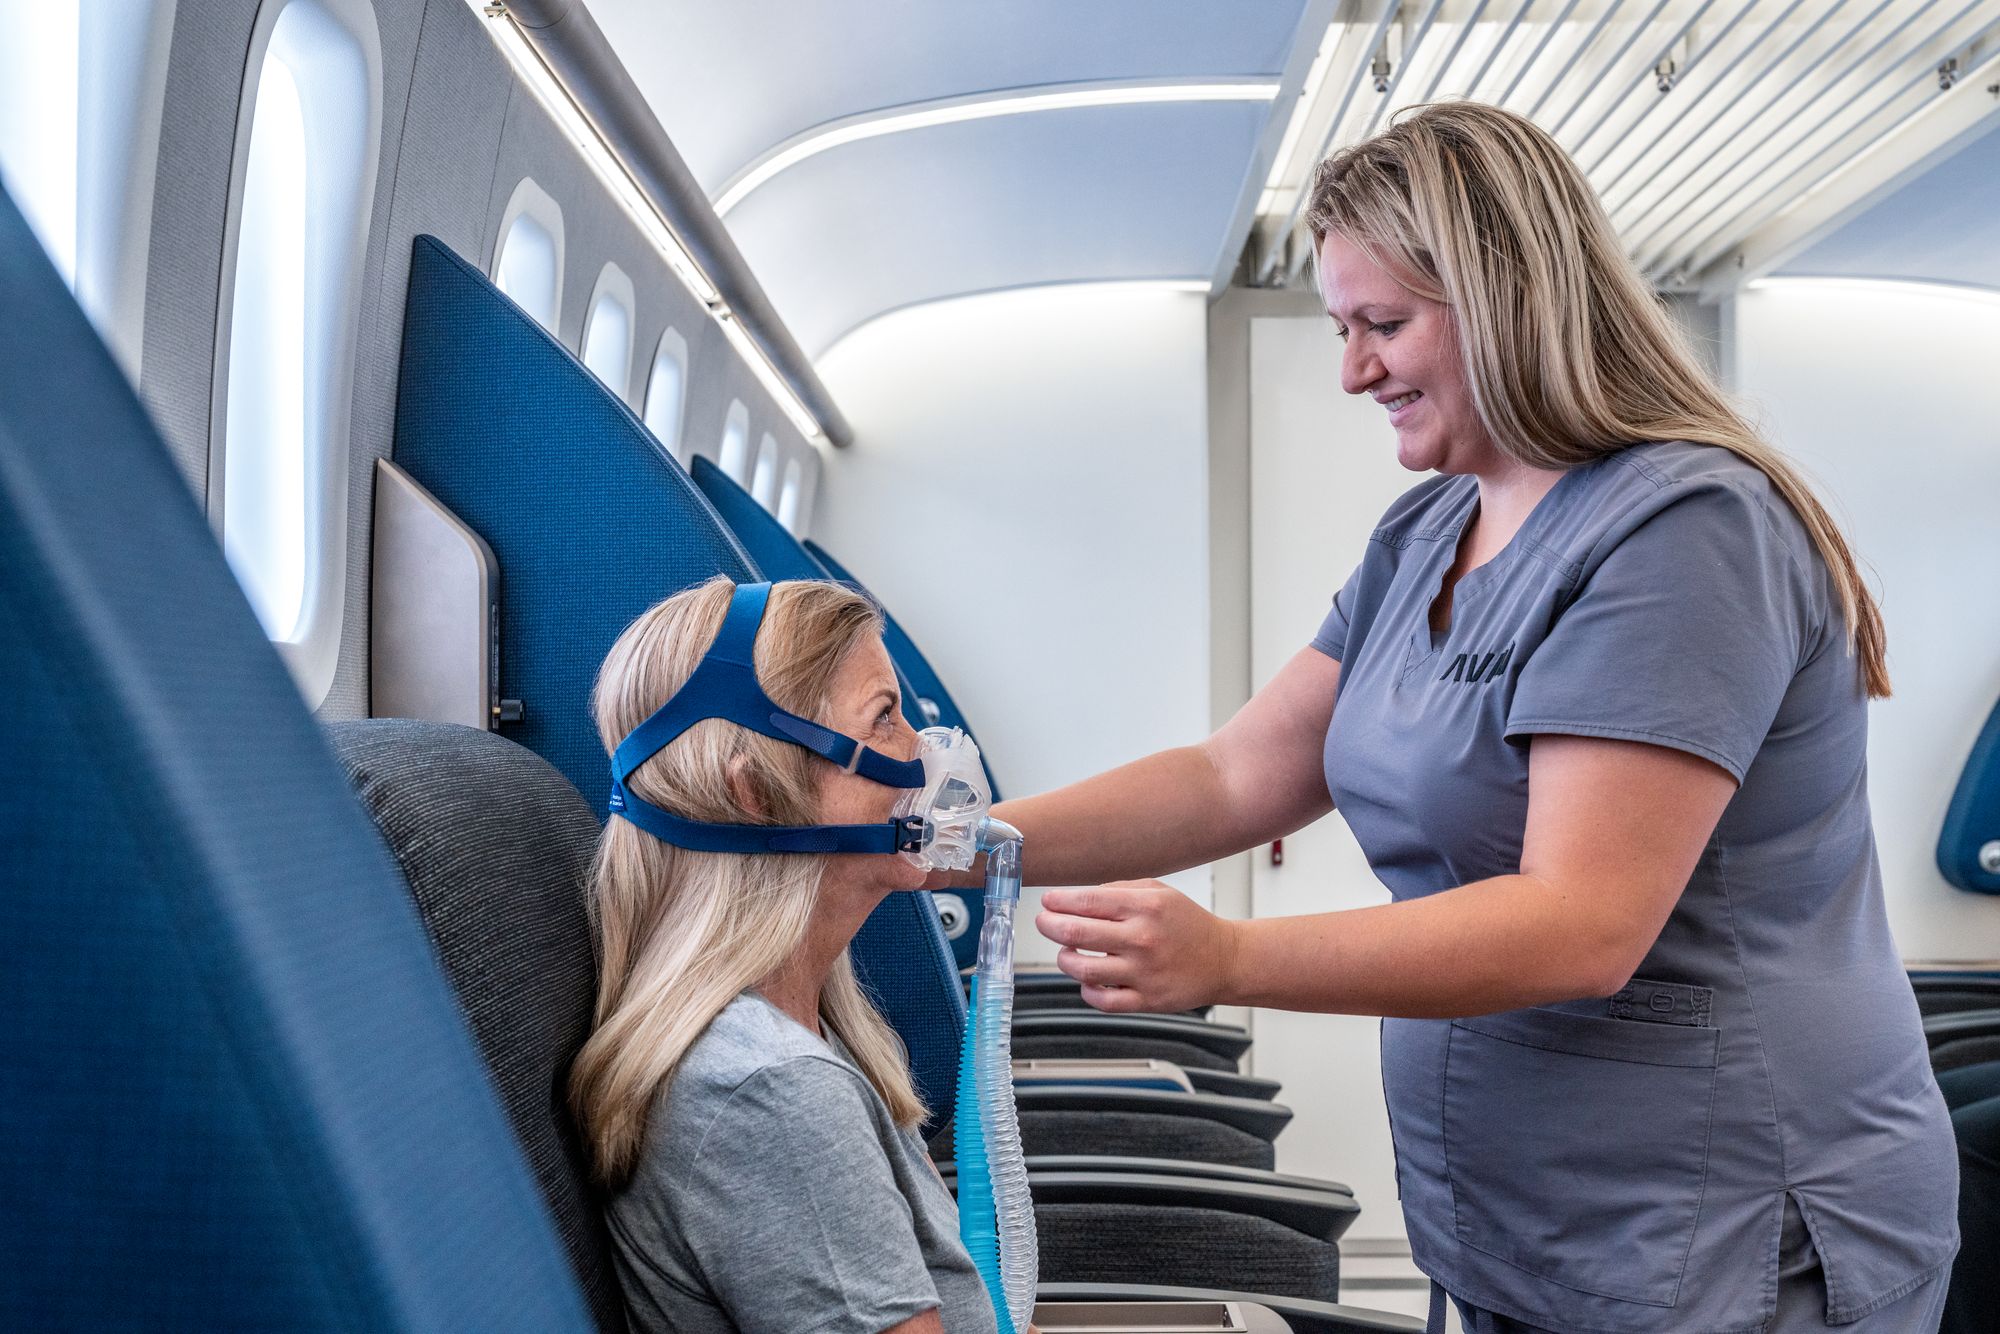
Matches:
[953,828,1036,1333]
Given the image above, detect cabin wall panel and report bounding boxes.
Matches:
[134,0,819,718]
[1732,280,2000,962]
[321,0,501,718]
[140,0,260,497]
[815,285,1216,953]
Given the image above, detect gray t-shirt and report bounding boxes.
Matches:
[1310,441,1956,1331]
[606,991,996,1334]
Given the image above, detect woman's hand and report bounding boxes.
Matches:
[1036,881,1242,1014]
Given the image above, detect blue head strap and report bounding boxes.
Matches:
[609,583,930,855]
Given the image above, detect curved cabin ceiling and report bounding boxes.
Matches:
[588,0,1316,356]
[587,0,2000,358]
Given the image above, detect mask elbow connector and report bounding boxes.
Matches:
[976,817,1022,853]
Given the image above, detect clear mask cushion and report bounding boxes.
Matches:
[894,727,992,872]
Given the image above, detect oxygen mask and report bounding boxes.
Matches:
[893,726,992,872]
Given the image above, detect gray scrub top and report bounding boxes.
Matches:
[1312,441,1957,1332]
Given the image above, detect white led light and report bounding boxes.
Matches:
[1262,18,1349,198]
[470,4,831,442]
[716,79,1281,216]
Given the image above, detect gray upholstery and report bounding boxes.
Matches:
[1037,1204,1340,1302]
[935,1111,1276,1173]
[327,719,623,1331]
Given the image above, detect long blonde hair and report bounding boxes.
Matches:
[570,576,925,1187]
[1304,101,1889,697]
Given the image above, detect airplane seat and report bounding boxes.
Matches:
[1937,694,2000,894]
[1036,1205,1342,1304]
[1911,974,2000,1018]
[389,234,966,1137]
[326,718,625,1331]
[0,184,591,1328]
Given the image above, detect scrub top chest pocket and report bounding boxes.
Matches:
[1442,1002,1721,1309]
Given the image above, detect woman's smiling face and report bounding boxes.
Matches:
[1316,230,1498,477]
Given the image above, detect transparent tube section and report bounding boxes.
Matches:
[953,820,1036,1334]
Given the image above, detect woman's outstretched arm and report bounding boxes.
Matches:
[963,647,1341,888]
[1037,734,1738,1018]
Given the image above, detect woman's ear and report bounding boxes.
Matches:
[725,752,766,819]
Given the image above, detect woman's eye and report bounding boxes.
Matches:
[1371,321,1401,336]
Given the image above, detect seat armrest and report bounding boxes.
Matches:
[1017,1013,1253,1062]
[1037,1284,1426,1334]
[1013,1155,1352,1198]
[1015,1059,1196,1093]
[1184,1068,1282,1100]
[1026,1171,1358,1244]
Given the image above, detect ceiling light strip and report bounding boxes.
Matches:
[1458,0,1542,104]
[1594,0,1823,204]
[475,7,831,441]
[1610,0,1894,232]
[1544,0,1672,140]
[1260,0,1402,283]
[1526,0,1630,118]
[1415,0,1500,106]
[1568,0,1728,160]
[1643,0,1993,279]
[1568,0,1760,172]
[715,78,1281,217]
[1667,12,2000,282]
[1627,0,1953,263]
[1496,0,1586,109]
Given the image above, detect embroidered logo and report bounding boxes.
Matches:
[1439,642,1515,685]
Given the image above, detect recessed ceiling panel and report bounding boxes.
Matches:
[723,101,1273,357]
[1775,120,2000,290]
[588,0,1310,191]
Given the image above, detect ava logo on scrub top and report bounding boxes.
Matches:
[1439,643,1515,685]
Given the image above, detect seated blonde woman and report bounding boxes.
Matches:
[569,576,996,1334]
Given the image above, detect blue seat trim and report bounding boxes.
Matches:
[0,187,588,1328]
[1939,695,2000,893]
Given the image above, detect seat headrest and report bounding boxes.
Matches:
[328,719,624,1331]
[0,184,588,1328]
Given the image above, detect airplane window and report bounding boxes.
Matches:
[0,3,79,282]
[718,400,750,482]
[776,457,805,532]
[580,262,635,400]
[493,177,563,337]
[219,0,379,701]
[750,434,781,509]
[643,327,689,459]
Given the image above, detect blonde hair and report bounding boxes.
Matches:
[1304,101,1889,698]
[570,576,925,1186]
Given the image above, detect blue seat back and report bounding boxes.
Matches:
[1940,695,2000,893]
[393,239,963,1131]
[0,189,589,1329]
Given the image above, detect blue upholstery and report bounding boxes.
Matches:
[0,188,589,1327]
[392,237,965,1133]
[1940,695,2000,893]
[394,235,757,819]
[686,454,936,730]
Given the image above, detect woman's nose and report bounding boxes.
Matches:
[1340,340,1382,397]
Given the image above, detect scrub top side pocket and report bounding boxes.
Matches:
[1442,1005,1721,1308]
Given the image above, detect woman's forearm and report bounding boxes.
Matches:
[1223,873,1642,1018]
[990,744,1251,887]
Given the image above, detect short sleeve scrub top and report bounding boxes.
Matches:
[1313,441,1958,1332]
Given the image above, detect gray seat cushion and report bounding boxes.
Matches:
[328,719,622,1331]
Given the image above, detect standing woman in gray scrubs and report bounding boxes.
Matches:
[996,102,1960,1332]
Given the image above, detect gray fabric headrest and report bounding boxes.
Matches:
[327,719,623,1332]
